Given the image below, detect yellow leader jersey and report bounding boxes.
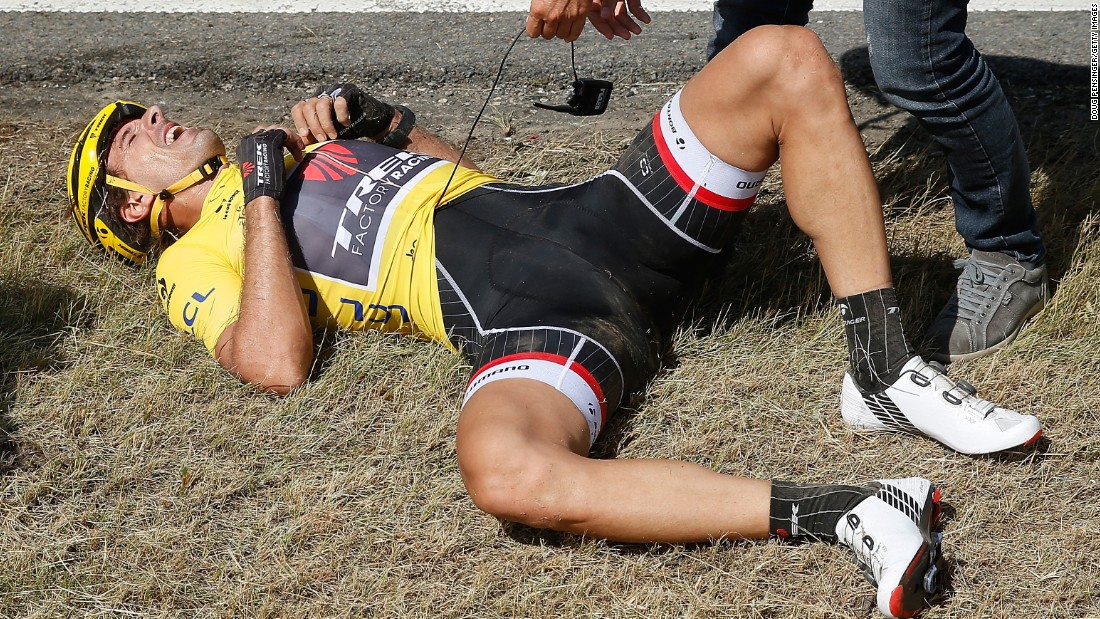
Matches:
[155,140,497,355]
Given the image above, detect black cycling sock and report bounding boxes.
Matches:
[769,481,875,542]
[837,287,916,392]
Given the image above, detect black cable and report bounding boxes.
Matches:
[434,27,526,210]
[570,41,579,82]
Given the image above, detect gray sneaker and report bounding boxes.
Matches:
[925,250,1048,362]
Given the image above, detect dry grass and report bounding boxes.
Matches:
[1,94,1098,619]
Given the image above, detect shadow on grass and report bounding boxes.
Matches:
[500,514,751,555]
[698,204,957,338]
[0,277,91,474]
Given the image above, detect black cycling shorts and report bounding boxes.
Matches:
[434,90,768,443]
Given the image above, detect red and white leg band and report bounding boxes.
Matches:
[464,353,608,444]
[653,90,768,212]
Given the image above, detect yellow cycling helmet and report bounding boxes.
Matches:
[68,100,151,264]
[67,100,226,265]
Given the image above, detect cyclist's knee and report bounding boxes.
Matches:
[460,440,579,529]
[710,26,842,108]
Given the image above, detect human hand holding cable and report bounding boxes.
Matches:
[527,0,588,41]
[527,0,649,42]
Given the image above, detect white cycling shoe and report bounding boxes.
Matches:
[841,356,1043,455]
[837,477,945,618]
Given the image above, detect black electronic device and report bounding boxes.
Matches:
[534,78,613,116]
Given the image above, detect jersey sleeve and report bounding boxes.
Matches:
[155,243,243,356]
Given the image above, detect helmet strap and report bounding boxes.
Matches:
[105,155,227,238]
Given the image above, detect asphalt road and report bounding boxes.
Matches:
[0,11,1089,147]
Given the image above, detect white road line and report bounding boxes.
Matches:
[0,0,1081,11]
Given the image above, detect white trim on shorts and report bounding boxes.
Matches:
[653,90,767,212]
[463,350,608,442]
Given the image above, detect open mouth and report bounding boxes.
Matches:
[165,125,185,145]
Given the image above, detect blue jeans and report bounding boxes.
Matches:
[709,0,1045,264]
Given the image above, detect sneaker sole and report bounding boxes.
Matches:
[928,298,1045,363]
[846,421,1044,456]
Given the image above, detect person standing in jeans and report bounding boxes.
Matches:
[709,0,1048,362]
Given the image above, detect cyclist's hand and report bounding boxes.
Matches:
[238,128,290,204]
[292,83,395,143]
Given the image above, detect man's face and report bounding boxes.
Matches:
[106,105,226,191]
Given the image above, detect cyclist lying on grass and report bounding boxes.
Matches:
[68,26,1043,618]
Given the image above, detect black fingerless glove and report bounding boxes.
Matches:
[237,129,287,204]
[315,83,396,141]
